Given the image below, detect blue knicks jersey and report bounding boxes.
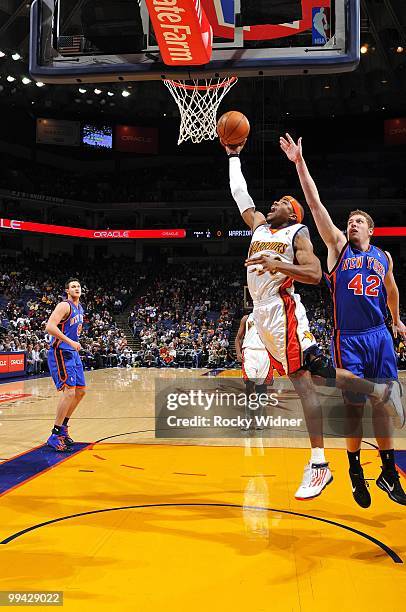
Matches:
[325,243,389,332]
[52,300,84,351]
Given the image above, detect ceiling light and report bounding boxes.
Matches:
[94,88,102,94]
[22,77,31,85]
[324,84,331,89]
[12,52,21,61]
[122,90,131,97]
[360,44,368,54]
[6,75,15,82]
[396,46,404,53]
[381,79,388,84]
[0,51,5,58]
[36,81,45,87]
[107,91,114,96]
[78,87,87,94]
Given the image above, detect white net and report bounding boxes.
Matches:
[163,77,238,145]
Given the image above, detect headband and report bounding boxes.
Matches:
[284,196,303,223]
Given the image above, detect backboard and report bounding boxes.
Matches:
[29,0,359,83]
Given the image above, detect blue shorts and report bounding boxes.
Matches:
[48,348,86,391]
[332,324,398,404]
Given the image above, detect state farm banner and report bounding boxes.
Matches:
[36,118,80,146]
[384,117,406,146]
[145,0,212,65]
[0,352,26,379]
[115,125,159,154]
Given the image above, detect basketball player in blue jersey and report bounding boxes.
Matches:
[45,278,86,452]
[281,133,406,506]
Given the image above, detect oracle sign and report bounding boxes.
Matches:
[0,218,186,239]
[0,352,26,379]
[93,230,130,239]
[384,117,406,146]
[0,219,22,230]
[115,125,159,154]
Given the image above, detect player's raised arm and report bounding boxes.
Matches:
[384,251,406,339]
[45,302,81,351]
[280,133,345,251]
[225,141,266,231]
[234,315,248,363]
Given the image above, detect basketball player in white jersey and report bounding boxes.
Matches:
[235,312,273,430]
[225,141,403,499]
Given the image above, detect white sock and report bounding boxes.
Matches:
[311,447,326,464]
[370,383,387,400]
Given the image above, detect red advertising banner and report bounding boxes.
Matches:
[384,117,406,146]
[0,353,26,379]
[145,0,212,65]
[0,219,186,239]
[116,125,159,154]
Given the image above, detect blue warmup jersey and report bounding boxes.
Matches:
[324,242,397,395]
[48,300,86,391]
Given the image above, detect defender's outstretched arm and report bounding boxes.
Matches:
[280,133,346,251]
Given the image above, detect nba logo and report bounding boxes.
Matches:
[312,7,331,45]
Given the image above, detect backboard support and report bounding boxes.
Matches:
[29,0,360,84]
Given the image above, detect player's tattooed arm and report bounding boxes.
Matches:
[225,139,266,231]
[235,315,248,363]
[280,133,346,253]
[45,302,82,351]
[245,233,322,285]
[384,251,406,339]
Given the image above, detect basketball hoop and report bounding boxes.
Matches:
[163,76,238,145]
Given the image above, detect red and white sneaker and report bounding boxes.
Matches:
[295,462,333,500]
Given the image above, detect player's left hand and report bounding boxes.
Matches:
[279,133,303,164]
[245,254,280,276]
[392,320,406,339]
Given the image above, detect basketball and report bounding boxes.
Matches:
[217,111,250,146]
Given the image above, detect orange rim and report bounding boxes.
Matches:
[163,76,237,91]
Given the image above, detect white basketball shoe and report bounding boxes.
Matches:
[295,462,333,500]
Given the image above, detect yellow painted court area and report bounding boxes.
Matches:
[0,369,405,611]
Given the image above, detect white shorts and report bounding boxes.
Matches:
[253,293,317,376]
[242,348,273,385]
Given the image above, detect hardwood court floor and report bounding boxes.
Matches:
[0,369,405,612]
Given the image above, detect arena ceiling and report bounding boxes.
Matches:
[0,0,405,120]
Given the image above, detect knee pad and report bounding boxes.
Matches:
[304,350,336,386]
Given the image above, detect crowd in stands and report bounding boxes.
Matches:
[127,264,240,369]
[1,255,405,376]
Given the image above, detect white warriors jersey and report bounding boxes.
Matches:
[242,313,266,350]
[247,223,308,305]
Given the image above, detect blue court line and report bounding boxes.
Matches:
[395,450,406,476]
[0,443,90,496]
[202,368,226,377]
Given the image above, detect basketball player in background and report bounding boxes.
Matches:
[235,311,274,430]
[45,278,86,451]
[281,133,406,506]
[224,140,403,500]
